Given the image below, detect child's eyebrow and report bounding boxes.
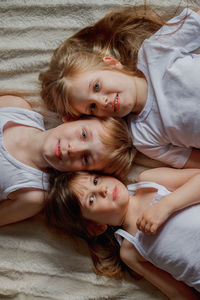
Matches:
[87,151,95,169]
[78,180,91,203]
[87,107,91,115]
[89,79,94,91]
[86,126,93,140]
[89,175,94,185]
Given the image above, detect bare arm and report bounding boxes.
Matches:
[134,152,167,168]
[139,166,200,189]
[0,95,32,110]
[137,167,200,234]
[183,149,200,169]
[120,240,198,300]
[0,190,46,227]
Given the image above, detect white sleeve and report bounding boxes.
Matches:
[138,144,191,169]
[144,8,200,53]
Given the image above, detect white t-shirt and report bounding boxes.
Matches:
[0,107,49,199]
[128,8,200,167]
[115,182,200,292]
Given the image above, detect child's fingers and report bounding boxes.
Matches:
[147,222,162,235]
[149,223,158,235]
[143,223,156,235]
[137,217,159,235]
[136,216,144,230]
[137,217,150,232]
[144,223,151,233]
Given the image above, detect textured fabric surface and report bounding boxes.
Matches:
[0,214,167,300]
[0,0,198,299]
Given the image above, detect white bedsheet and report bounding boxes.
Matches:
[0,0,198,299]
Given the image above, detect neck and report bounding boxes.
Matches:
[121,194,140,234]
[133,76,148,114]
[24,129,51,171]
[121,188,157,235]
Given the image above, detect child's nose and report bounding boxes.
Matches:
[100,186,108,197]
[102,96,109,109]
[104,97,108,107]
[67,142,86,157]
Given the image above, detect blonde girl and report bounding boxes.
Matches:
[40,6,200,169]
[45,167,200,299]
[40,4,164,114]
[0,94,135,227]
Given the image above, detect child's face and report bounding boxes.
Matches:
[72,173,129,226]
[68,68,136,118]
[42,118,111,172]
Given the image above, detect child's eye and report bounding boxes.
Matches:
[82,129,87,139]
[93,177,98,185]
[89,196,94,205]
[90,103,96,113]
[83,155,88,165]
[94,82,100,92]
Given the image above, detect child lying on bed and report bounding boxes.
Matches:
[45,167,200,299]
[40,5,200,169]
[0,94,135,227]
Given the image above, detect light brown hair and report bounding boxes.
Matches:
[93,116,136,181]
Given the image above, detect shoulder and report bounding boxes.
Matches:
[0,95,32,110]
[138,167,174,183]
[138,168,163,182]
[120,238,145,265]
[0,189,47,226]
[11,189,47,205]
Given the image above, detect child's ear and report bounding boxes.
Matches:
[62,114,77,122]
[87,222,107,236]
[103,56,122,69]
[62,115,69,122]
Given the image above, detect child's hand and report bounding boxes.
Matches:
[136,202,171,235]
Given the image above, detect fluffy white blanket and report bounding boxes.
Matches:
[0,0,198,299]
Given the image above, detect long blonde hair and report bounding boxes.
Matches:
[39,4,165,116]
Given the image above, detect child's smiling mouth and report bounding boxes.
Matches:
[112,93,120,112]
[112,186,118,200]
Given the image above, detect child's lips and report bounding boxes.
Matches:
[112,93,120,113]
[112,186,118,201]
[55,140,62,160]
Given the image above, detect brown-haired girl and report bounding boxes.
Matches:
[45,167,200,299]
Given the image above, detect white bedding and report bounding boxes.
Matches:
[0,0,199,299]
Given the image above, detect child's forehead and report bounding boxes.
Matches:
[76,172,93,183]
[72,173,94,196]
[73,117,104,130]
